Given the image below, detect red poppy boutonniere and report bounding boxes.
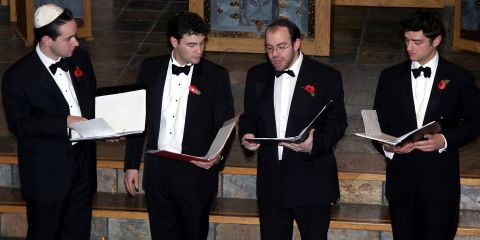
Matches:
[303,84,315,96]
[74,66,83,78]
[437,79,450,90]
[189,84,202,95]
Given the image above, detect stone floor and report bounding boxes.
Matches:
[1,1,480,175]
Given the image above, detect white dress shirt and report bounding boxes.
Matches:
[274,53,303,160]
[36,44,82,140]
[157,53,192,153]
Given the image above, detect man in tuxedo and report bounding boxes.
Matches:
[373,10,480,240]
[124,11,234,240]
[239,19,347,239]
[2,4,97,240]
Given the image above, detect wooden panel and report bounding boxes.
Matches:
[453,0,480,52]
[15,0,34,46]
[9,0,16,22]
[334,0,444,8]
[445,0,455,6]
[75,0,93,41]
[190,0,331,56]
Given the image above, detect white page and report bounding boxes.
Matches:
[361,109,383,135]
[205,117,237,159]
[70,118,117,138]
[95,89,146,133]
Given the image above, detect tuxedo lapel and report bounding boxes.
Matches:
[151,58,169,143]
[34,53,69,109]
[66,60,85,113]
[68,62,81,94]
[184,61,203,131]
[399,62,418,129]
[423,58,445,124]
[285,59,311,138]
[258,66,278,138]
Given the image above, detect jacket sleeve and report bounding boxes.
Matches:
[124,60,150,170]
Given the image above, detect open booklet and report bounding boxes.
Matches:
[147,117,237,162]
[247,100,333,144]
[353,110,441,146]
[70,88,146,141]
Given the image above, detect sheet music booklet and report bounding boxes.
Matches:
[353,110,441,146]
[147,117,237,162]
[70,89,146,141]
[247,100,333,144]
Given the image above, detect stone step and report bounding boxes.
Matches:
[2,138,480,210]
[0,187,478,239]
[1,152,479,185]
[2,151,480,210]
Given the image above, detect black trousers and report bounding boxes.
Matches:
[258,200,332,240]
[25,144,93,240]
[389,194,459,240]
[145,187,214,240]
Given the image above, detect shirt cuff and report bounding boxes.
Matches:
[438,134,447,153]
[383,146,394,159]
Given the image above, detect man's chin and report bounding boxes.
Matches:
[191,57,202,64]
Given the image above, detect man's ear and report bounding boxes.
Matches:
[41,35,53,47]
[170,37,179,48]
[293,38,301,51]
[432,35,442,47]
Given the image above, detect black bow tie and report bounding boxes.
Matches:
[172,64,191,76]
[412,66,431,78]
[49,58,70,75]
[274,69,295,78]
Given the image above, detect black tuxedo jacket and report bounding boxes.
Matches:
[239,56,347,208]
[124,55,234,195]
[373,57,480,203]
[2,48,97,201]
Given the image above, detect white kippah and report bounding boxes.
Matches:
[34,4,64,28]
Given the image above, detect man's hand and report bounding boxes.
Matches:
[190,154,222,170]
[383,142,414,154]
[280,129,315,153]
[413,133,446,152]
[67,115,87,128]
[241,133,260,151]
[124,169,139,196]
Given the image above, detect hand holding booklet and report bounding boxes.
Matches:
[147,117,237,162]
[70,88,146,141]
[353,110,441,146]
[247,100,333,144]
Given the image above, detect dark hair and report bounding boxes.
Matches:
[265,19,301,42]
[400,10,445,41]
[167,11,209,42]
[34,8,74,43]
